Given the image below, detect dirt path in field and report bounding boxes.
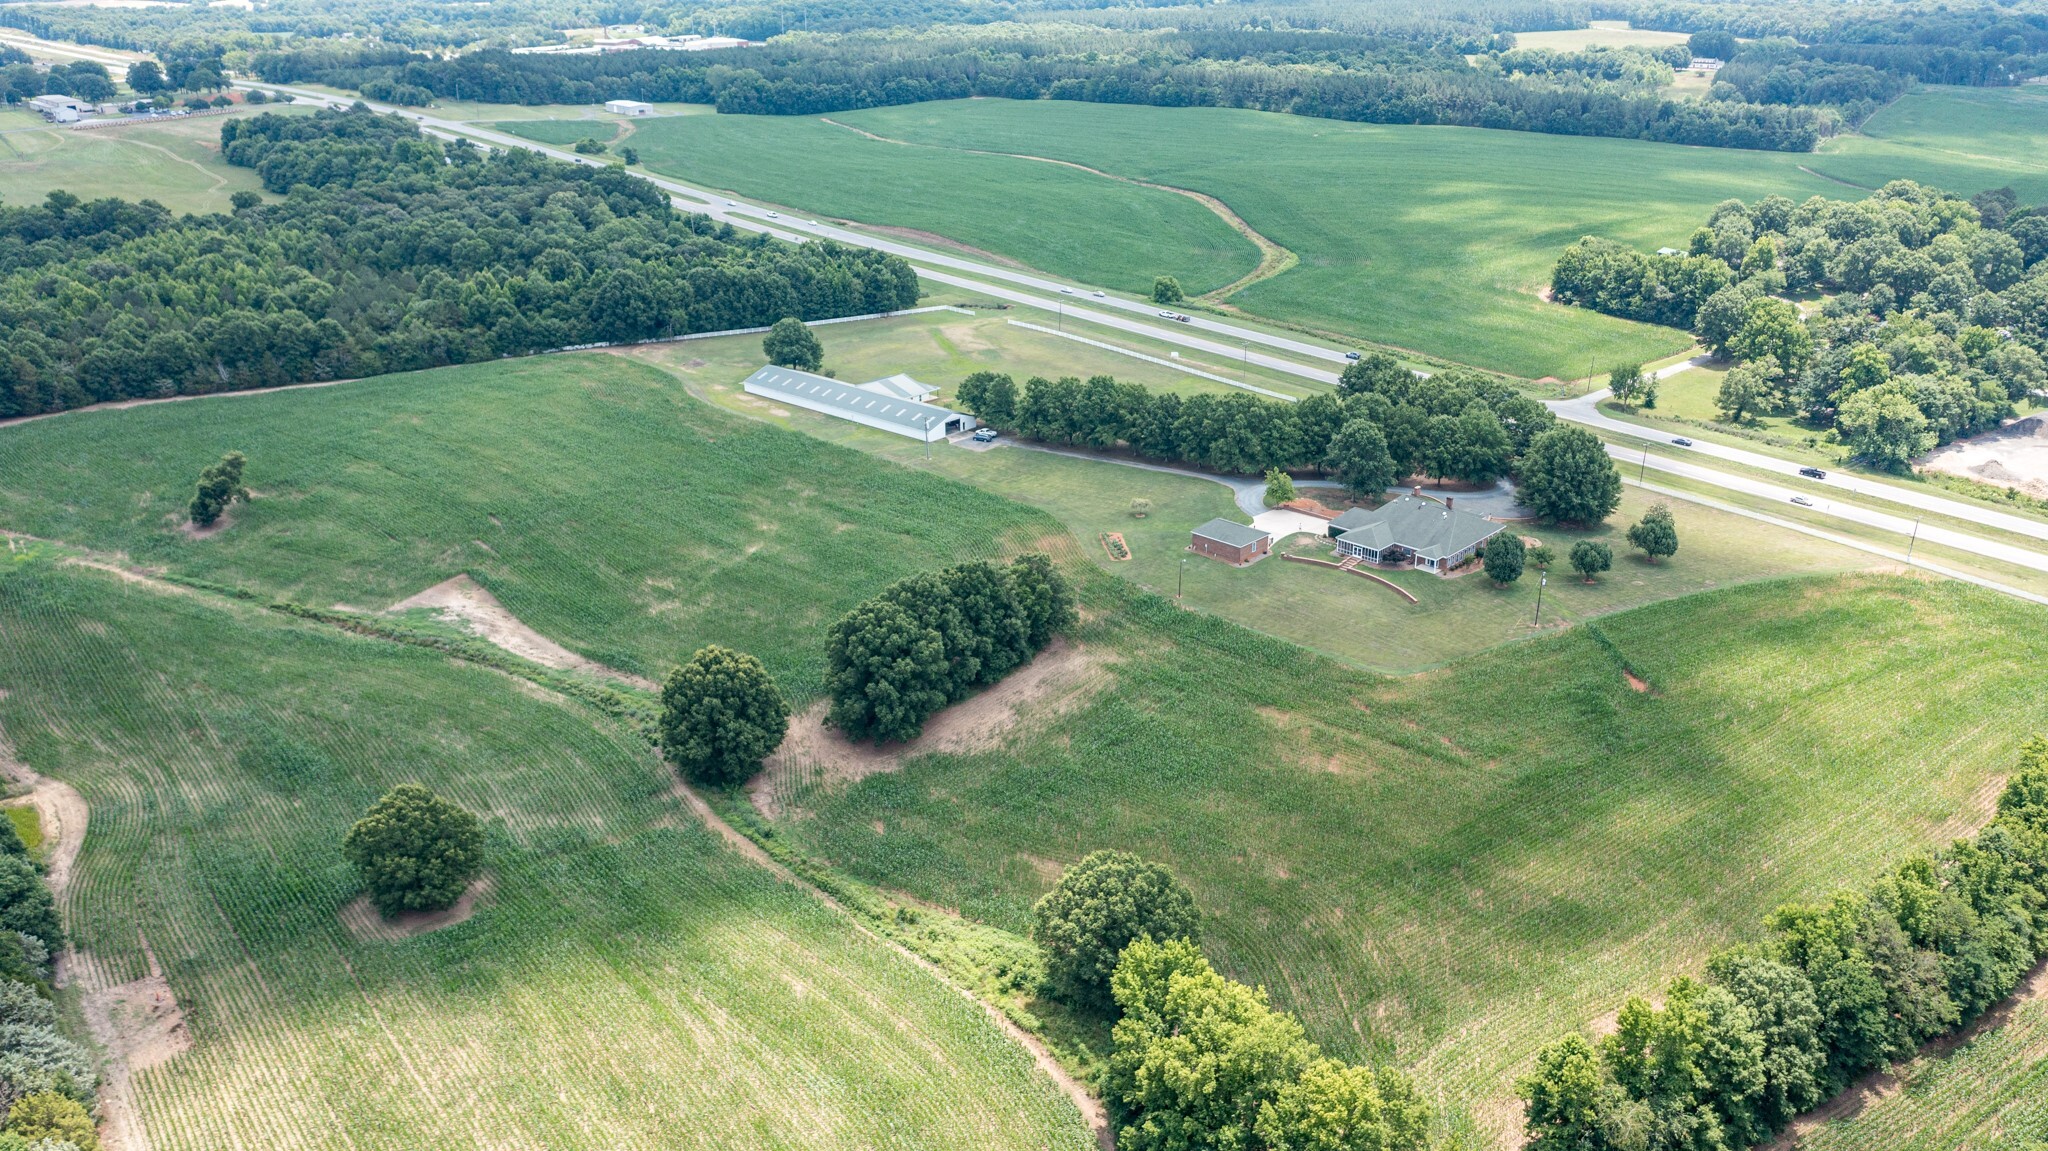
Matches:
[387,575,658,690]
[0,715,183,1151]
[819,117,1294,301]
[749,638,1113,818]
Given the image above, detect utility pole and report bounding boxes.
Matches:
[1241,340,1248,384]
[1177,557,1186,602]
[1533,572,1547,627]
[924,416,934,460]
[1638,444,1648,483]
[1906,517,1920,566]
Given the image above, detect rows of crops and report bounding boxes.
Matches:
[776,574,2048,1142]
[0,557,1093,1150]
[0,355,1070,697]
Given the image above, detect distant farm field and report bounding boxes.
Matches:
[492,116,622,145]
[0,556,1093,1151]
[625,93,2048,377]
[0,354,1067,695]
[0,105,295,215]
[767,573,2048,1139]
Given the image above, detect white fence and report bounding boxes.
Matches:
[1006,320,1298,402]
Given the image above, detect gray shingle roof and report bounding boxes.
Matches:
[1192,518,1270,549]
[1334,496,1502,560]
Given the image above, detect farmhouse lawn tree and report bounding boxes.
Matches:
[343,785,485,918]
[1264,467,1296,507]
[1483,534,1526,586]
[764,316,823,371]
[1032,850,1200,1011]
[659,646,791,788]
[189,451,248,528]
[1608,363,1646,406]
[1627,503,1680,563]
[1518,427,1622,525]
[1570,540,1614,583]
[1325,418,1397,499]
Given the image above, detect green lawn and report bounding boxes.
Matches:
[0,354,1069,696]
[3,804,40,853]
[769,572,2048,1142]
[0,554,1092,1151]
[0,104,298,215]
[491,117,622,146]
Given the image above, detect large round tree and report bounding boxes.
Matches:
[1031,850,1200,1012]
[1517,426,1622,525]
[343,785,485,918]
[763,316,823,370]
[659,645,791,787]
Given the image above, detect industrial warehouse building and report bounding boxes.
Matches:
[741,365,975,442]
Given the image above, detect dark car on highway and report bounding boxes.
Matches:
[1799,466,1827,479]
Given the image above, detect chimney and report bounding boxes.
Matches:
[1411,485,1421,497]
[1445,496,1454,510]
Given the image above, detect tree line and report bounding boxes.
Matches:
[0,806,101,1146]
[1607,0,2048,85]
[1521,738,2048,1151]
[250,28,1835,152]
[0,107,920,420]
[1552,179,2048,470]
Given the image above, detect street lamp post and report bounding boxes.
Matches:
[1906,517,1920,565]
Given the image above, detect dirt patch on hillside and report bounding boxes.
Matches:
[388,575,657,690]
[81,933,191,1151]
[860,223,1030,268]
[1623,670,1652,693]
[340,874,495,942]
[1919,415,2048,499]
[176,510,232,539]
[0,724,88,906]
[750,639,1112,818]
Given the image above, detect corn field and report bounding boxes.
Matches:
[0,558,1093,1151]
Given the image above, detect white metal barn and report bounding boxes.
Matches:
[742,366,975,442]
[604,99,654,115]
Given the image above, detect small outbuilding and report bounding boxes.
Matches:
[1327,495,1502,574]
[604,99,654,116]
[1190,518,1272,566]
[1688,57,1725,72]
[28,94,89,121]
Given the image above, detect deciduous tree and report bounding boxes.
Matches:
[763,316,822,370]
[342,785,485,917]
[1264,467,1296,507]
[1151,276,1183,304]
[1518,427,1621,525]
[659,646,790,788]
[1569,539,1613,582]
[1032,851,1199,1011]
[1626,502,1679,562]
[188,451,248,528]
[1483,533,1525,586]
[1325,419,1396,500]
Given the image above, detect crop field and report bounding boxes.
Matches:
[766,572,2048,1137]
[0,555,1093,1150]
[1803,85,2048,202]
[624,94,2048,378]
[0,354,1070,695]
[1509,22,1691,50]
[622,111,1263,300]
[0,105,295,215]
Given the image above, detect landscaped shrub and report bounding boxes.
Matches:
[826,555,1073,743]
[342,784,485,917]
[1031,850,1199,1012]
[658,646,790,788]
[1519,737,2048,1151]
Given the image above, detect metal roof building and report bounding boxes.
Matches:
[741,365,975,442]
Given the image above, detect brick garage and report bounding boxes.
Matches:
[1190,518,1273,565]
